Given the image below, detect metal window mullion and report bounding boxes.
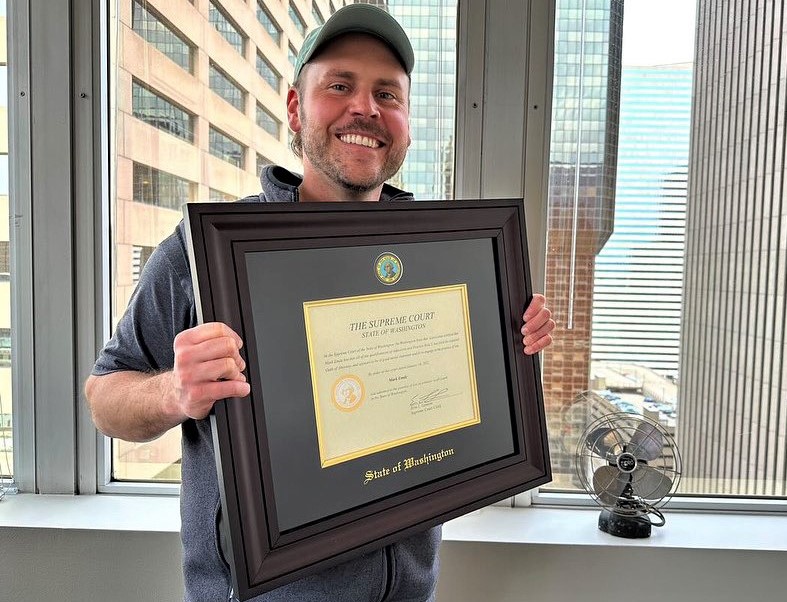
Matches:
[9,0,36,493]
[454,0,486,199]
[29,0,77,494]
[73,0,102,495]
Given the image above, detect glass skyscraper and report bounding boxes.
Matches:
[377,0,457,200]
[591,64,692,379]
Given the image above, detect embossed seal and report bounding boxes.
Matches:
[332,375,365,412]
[374,252,403,285]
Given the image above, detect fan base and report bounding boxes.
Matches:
[598,509,651,538]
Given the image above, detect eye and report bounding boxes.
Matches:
[377,91,397,101]
[330,83,349,92]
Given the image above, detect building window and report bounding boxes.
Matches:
[131,0,194,72]
[132,162,195,211]
[131,245,156,285]
[209,126,246,168]
[0,241,8,274]
[209,62,246,113]
[256,1,282,44]
[256,153,272,177]
[288,43,298,69]
[209,188,236,202]
[312,4,325,25]
[256,51,282,91]
[209,0,246,55]
[289,1,307,37]
[131,79,195,142]
[256,103,281,138]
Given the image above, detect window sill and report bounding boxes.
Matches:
[2,494,786,553]
[442,505,787,552]
[0,493,180,533]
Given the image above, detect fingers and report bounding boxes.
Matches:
[177,379,251,421]
[176,322,243,349]
[521,294,556,355]
[523,332,553,355]
[175,333,246,373]
[522,293,546,321]
[172,322,250,419]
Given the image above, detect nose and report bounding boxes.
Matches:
[348,89,380,119]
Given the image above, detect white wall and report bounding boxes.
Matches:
[2,529,785,602]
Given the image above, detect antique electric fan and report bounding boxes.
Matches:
[575,413,682,538]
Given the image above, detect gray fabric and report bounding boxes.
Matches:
[92,165,438,602]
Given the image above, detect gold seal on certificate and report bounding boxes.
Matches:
[303,284,480,468]
[331,375,365,411]
[374,252,403,285]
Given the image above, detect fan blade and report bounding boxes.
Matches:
[628,421,664,461]
[593,465,629,506]
[631,464,673,500]
[586,427,619,458]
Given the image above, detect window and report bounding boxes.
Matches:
[131,0,194,73]
[104,0,455,486]
[289,1,307,37]
[131,245,156,285]
[208,188,236,202]
[132,79,195,142]
[312,4,325,25]
[209,62,246,113]
[256,51,281,91]
[256,103,281,138]
[288,43,298,70]
[209,126,246,168]
[539,0,787,502]
[256,1,282,44]
[209,0,246,56]
[7,0,784,558]
[256,153,271,177]
[132,162,195,211]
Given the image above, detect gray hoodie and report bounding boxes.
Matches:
[92,165,440,602]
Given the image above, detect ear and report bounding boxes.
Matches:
[286,87,302,133]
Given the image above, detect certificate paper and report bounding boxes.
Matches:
[303,285,480,467]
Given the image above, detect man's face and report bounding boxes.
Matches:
[287,33,411,197]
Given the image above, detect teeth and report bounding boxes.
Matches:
[339,134,380,148]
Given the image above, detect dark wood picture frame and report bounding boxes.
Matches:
[184,199,551,600]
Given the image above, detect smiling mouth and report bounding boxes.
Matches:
[337,133,383,149]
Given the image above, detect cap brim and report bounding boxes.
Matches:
[299,4,414,77]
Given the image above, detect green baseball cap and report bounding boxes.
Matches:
[293,3,415,80]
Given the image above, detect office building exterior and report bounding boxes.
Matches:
[679,0,787,496]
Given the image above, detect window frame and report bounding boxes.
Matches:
[8,0,787,516]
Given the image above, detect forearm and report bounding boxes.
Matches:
[84,371,186,443]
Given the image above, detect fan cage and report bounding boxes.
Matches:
[575,412,682,517]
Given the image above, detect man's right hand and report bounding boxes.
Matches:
[85,322,251,442]
[169,322,251,421]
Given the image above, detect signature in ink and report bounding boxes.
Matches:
[411,388,450,404]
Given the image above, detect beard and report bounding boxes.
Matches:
[299,113,408,194]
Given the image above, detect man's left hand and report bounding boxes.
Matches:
[521,293,555,355]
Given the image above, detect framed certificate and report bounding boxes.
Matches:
[184,199,551,600]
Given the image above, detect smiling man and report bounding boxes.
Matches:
[85,4,555,602]
[288,23,412,200]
